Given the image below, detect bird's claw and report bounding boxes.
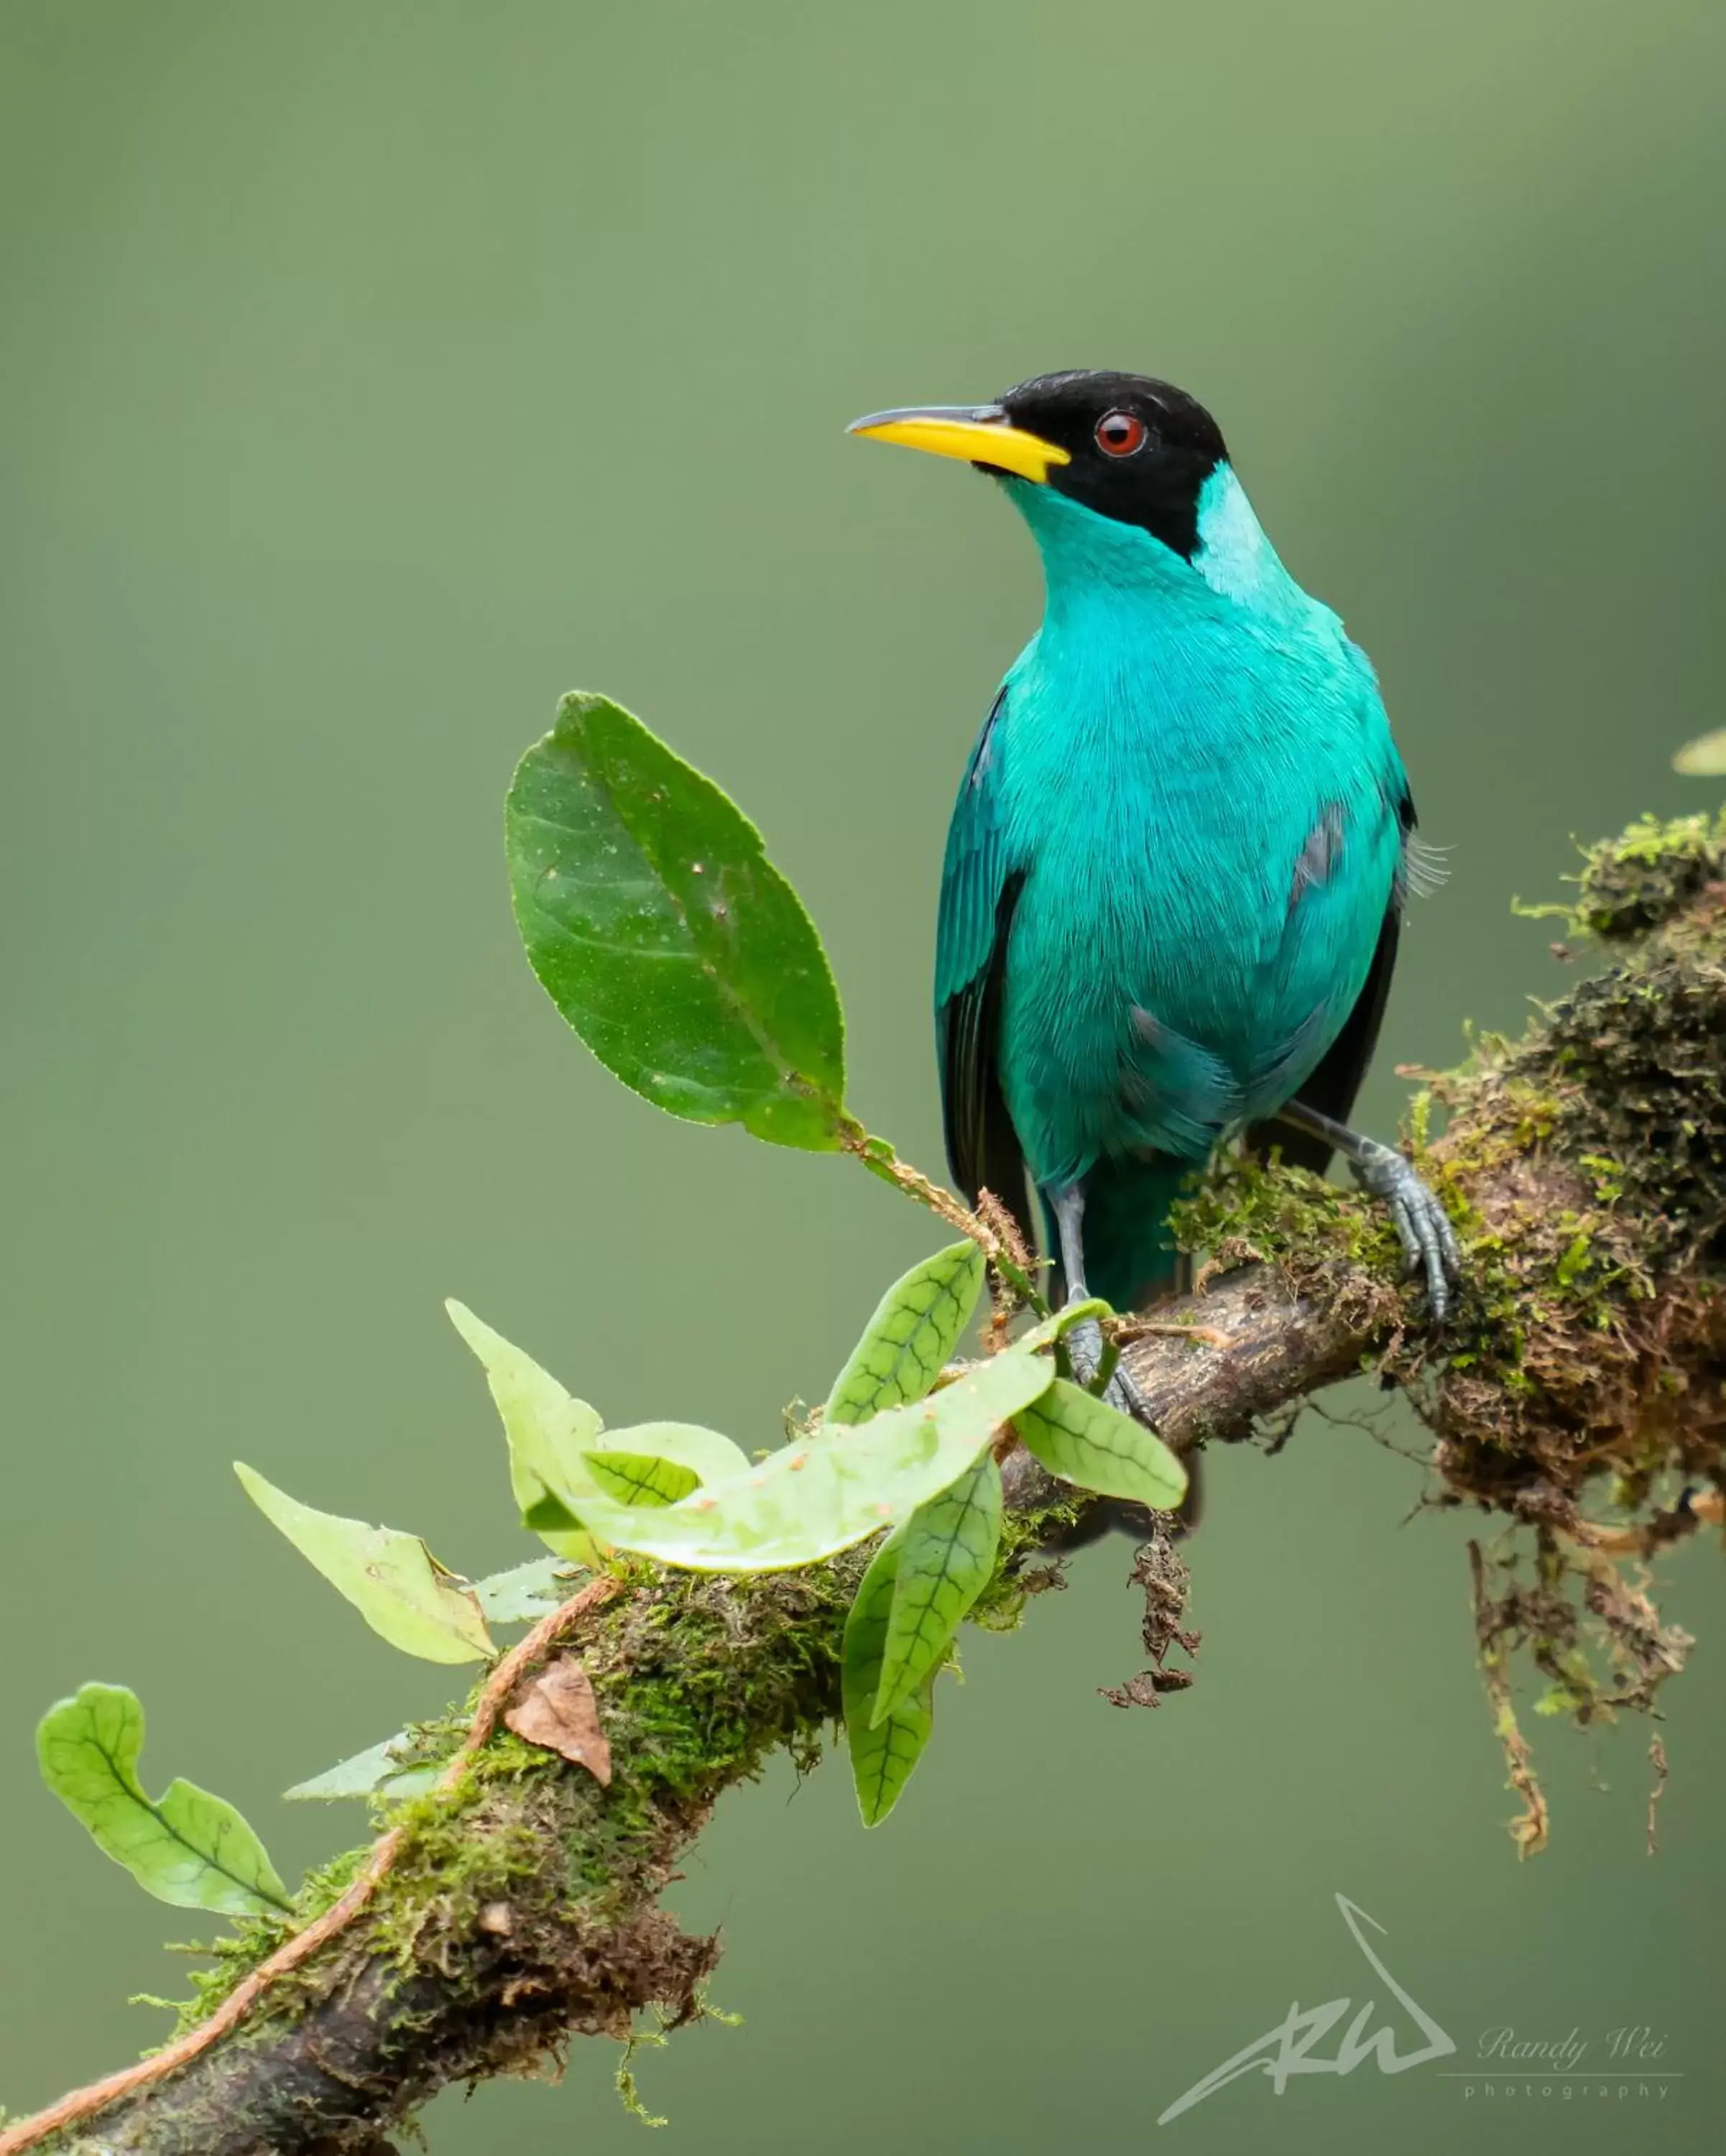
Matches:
[1066,1314,1156,1426]
[1349,1140,1462,1322]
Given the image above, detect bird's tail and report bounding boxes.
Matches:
[1048,1152,1194,1314]
[1043,1151,1203,1536]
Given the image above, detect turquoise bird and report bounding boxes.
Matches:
[849,371,1457,1407]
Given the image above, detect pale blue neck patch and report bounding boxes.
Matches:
[1002,465,1337,642]
[1192,466,1335,632]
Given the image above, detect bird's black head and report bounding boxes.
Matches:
[995,371,1228,560]
[849,369,1229,561]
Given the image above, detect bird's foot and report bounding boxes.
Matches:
[1349,1141,1462,1322]
[1066,1314,1156,1427]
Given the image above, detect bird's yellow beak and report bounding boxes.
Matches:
[846,404,1070,485]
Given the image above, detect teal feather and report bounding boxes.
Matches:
[936,464,1411,1310]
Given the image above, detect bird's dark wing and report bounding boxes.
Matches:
[935,688,1035,1248]
[1247,784,1413,1176]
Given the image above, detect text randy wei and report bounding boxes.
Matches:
[1453,2024,1676,2098]
[1477,2026,1668,2071]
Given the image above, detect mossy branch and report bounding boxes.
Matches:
[6,815,1723,2156]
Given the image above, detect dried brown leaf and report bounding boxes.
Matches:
[504,1655,612,1784]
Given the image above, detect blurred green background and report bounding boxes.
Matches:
[4,3,1723,2150]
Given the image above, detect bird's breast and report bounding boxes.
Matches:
[990,611,1400,1181]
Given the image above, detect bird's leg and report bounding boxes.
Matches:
[1275,1100,1462,1321]
[1048,1182,1156,1425]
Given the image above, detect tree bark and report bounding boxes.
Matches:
[6,820,1722,2156]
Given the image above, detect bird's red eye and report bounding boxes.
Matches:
[1094,410,1147,456]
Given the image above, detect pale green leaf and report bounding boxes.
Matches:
[284,1734,440,1803]
[594,1420,752,1483]
[874,1452,1002,1726]
[825,1240,986,1427]
[583,1452,702,1506]
[1013,1377,1188,1509]
[38,1683,290,1913]
[445,1299,604,1562]
[234,1464,496,1664]
[560,1423,753,1513]
[507,691,847,1150]
[552,1347,1054,1573]
[1674,728,1726,776]
[472,1555,576,1624]
[843,1536,933,1826]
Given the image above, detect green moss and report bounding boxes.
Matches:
[1522,808,1726,941]
[1168,1150,1400,1283]
[969,1497,1079,1632]
[1407,833,1724,1465]
[162,1843,374,2037]
[615,2028,670,2126]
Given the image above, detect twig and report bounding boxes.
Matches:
[1110,1317,1230,1351]
[1567,1487,1725,1555]
[1648,1734,1669,1856]
[1469,1540,1552,1861]
[839,1126,1051,1315]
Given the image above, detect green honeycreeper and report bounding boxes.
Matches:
[849,371,1459,1415]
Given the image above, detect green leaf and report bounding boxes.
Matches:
[874,1452,1002,1726]
[843,1537,933,1826]
[1674,727,1726,776]
[583,1452,702,1506]
[551,1346,1054,1573]
[283,1733,440,1803]
[1012,1378,1188,1510]
[522,1487,586,1534]
[234,1464,497,1664]
[507,691,847,1150]
[38,1684,290,1913]
[472,1555,576,1624]
[446,1299,604,1563]
[1017,1298,1111,1352]
[825,1240,987,1427]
